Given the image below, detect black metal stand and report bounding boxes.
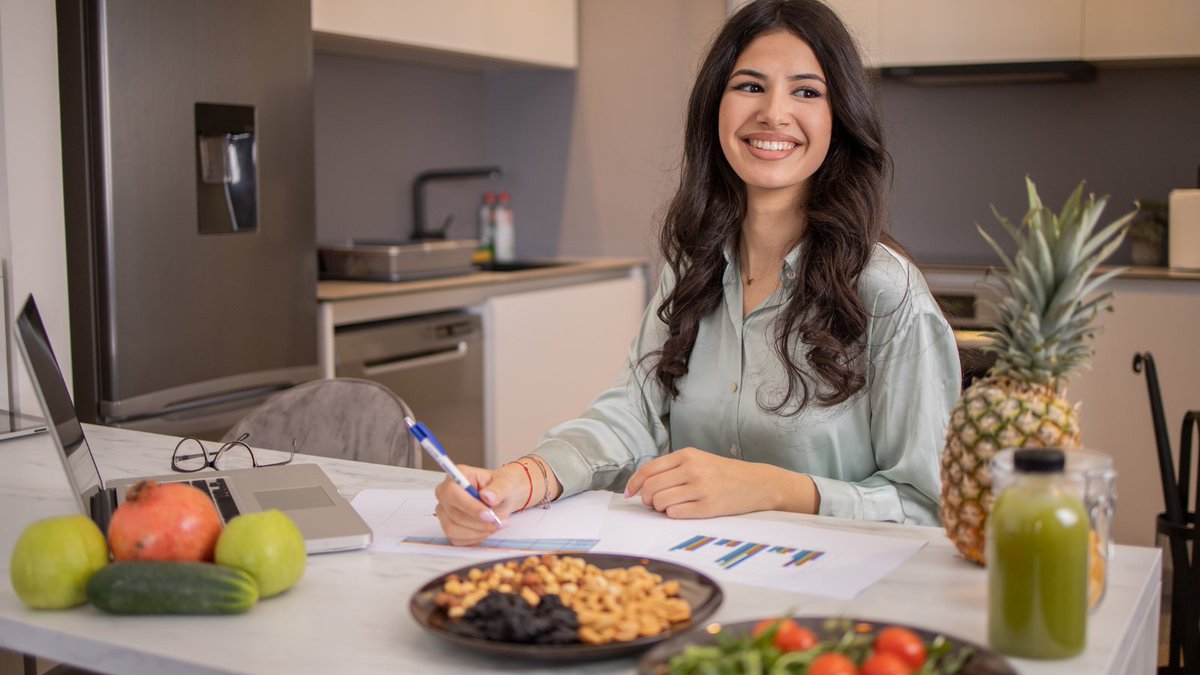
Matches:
[1157,512,1200,674]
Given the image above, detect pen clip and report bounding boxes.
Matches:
[403,416,444,455]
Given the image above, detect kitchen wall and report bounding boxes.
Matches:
[313,0,726,263]
[0,0,69,416]
[882,65,1200,266]
[316,2,1200,273]
[314,56,492,245]
[506,0,726,260]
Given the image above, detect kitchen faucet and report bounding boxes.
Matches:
[411,166,502,240]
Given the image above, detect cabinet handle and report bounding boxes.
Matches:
[362,341,468,376]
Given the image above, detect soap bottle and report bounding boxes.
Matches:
[493,192,515,263]
[476,192,496,264]
[988,447,1088,659]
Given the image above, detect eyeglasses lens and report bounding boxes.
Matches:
[172,438,210,472]
[215,442,256,471]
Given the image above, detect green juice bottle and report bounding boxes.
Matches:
[987,448,1088,659]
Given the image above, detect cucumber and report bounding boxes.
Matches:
[87,561,259,615]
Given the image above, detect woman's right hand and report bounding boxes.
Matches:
[433,463,531,546]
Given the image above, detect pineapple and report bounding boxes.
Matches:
[940,177,1132,564]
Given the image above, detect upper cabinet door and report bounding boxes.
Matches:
[879,0,1083,65]
[1083,0,1200,60]
[824,0,883,68]
[312,0,579,69]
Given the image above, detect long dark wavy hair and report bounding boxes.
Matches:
[651,0,903,415]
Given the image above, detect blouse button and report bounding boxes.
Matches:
[732,382,739,393]
[730,444,741,457]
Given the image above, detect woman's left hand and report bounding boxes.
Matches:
[623,447,819,518]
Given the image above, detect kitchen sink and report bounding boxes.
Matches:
[476,260,568,272]
[319,239,478,282]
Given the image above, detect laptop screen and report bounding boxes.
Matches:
[14,295,104,512]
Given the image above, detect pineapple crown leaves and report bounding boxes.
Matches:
[975,177,1133,388]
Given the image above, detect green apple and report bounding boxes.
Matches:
[10,515,109,609]
[214,509,305,598]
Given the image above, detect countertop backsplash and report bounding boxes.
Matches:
[882,64,1200,268]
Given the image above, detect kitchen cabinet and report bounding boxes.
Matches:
[830,0,1199,67]
[312,0,578,69]
[484,275,646,467]
[1083,0,1200,61]
[878,0,1083,66]
[317,259,648,469]
[1070,278,1200,549]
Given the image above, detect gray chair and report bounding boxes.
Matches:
[221,378,420,468]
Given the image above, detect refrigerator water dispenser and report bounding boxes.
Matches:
[195,103,258,233]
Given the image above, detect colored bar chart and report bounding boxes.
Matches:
[670,533,825,570]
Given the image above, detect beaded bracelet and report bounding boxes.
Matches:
[511,461,534,512]
[529,455,552,510]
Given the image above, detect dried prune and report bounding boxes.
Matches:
[446,591,579,645]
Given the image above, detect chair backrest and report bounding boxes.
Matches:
[222,378,419,468]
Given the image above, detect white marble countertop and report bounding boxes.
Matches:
[1,425,1162,674]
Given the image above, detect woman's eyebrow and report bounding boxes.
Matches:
[729,68,827,84]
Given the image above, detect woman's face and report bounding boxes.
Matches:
[718,30,833,206]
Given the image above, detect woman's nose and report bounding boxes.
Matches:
[756,91,790,127]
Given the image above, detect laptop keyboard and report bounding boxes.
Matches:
[190,478,241,523]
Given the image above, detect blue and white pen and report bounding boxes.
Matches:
[404,416,504,527]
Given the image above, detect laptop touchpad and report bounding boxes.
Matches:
[253,486,334,511]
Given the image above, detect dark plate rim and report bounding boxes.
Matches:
[636,615,1018,675]
[408,552,725,662]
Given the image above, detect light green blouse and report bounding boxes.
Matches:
[534,243,961,525]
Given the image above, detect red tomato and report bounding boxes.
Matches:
[750,618,817,653]
[874,627,927,669]
[774,621,817,652]
[861,651,913,675]
[808,652,859,675]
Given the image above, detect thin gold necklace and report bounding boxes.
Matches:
[740,241,771,286]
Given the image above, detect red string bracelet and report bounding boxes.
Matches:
[512,461,534,512]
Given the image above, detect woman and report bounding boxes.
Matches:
[435,0,960,544]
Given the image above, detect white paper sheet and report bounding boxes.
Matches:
[593,505,925,600]
[350,488,611,557]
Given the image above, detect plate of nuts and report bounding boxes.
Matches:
[408,553,723,662]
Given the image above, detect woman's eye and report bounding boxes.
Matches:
[794,86,823,99]
[732,81,764,93]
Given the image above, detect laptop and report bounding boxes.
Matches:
[14,295,373,554]
[0,407,47,441]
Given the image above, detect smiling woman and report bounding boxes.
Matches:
[431,0,961,545]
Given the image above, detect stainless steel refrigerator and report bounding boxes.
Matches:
[57,0,318,439]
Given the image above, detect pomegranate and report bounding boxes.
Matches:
[107,480,223,562]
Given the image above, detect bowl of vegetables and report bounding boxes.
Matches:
[638,616,1017,675]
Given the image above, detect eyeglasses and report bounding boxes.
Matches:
[171,433,295,473]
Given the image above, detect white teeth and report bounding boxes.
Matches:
[749,139,796,151]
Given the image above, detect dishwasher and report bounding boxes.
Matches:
[334,311,485,468]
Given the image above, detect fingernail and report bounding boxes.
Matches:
[623,487,631,498]
[479,510,497,523]
[482,490,497,504]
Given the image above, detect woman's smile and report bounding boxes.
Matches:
[744,133,801,157]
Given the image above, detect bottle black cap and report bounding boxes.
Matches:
[1014,448,1066,473]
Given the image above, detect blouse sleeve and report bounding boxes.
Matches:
[809,266,961,526]
[532,270,674,497]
